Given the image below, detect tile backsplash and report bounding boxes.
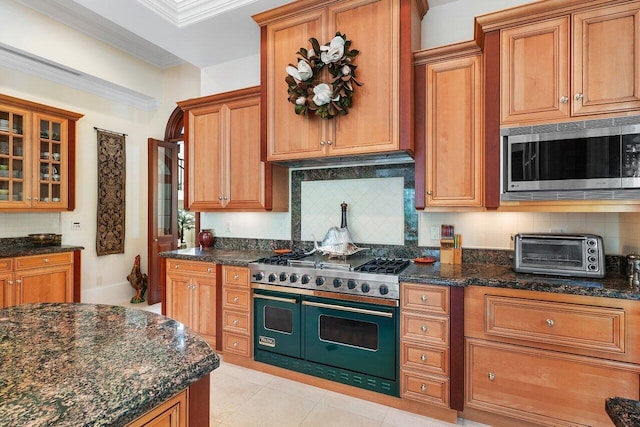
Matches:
[0,212,61,237]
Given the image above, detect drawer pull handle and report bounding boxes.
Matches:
[420,384,427,392]
[545,318,555,327]
[207,268,212,273]
[421,295,428,302]
[421,325,428,333]
[233,274,239,280]
[44,258,49,263]
[233,319,239,326]
[488,372,495,381]
[421,354,427,362]
[174,264,179,269]
[233,296,239,303]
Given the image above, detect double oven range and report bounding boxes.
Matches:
[248,252,410,397]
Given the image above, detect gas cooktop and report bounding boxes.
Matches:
[248,252,410,300]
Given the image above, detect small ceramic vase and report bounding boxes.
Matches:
[198,229,214,249]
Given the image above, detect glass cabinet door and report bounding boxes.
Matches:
[34,115,66,208]
[0,107,29,208]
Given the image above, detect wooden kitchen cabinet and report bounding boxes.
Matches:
[414,42,483,209]
[127,389,187,427]
[0,94,82,211]
[0,258,12,308]
[165,259,217,348]
[498,1,640,125]
[221,265,252,361]
[178,87,288,212]
[254,0,426,162]
[463,285,640,426]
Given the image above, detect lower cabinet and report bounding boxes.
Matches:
[127,389,187,427]
[2,252,74,307]
[464,285,640,426]
[221,265,252,359]
[165,259,217,348]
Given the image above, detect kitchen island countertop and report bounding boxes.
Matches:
[0,302,219,426]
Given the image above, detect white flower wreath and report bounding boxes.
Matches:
[285,32,362,120]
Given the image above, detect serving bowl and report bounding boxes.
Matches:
[28,233,62,246]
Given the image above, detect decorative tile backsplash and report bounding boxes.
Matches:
[0,212,61,237]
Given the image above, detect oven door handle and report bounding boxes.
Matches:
[254,294,298,304]
[302,300,393,318]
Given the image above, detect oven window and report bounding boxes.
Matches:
[319,315,378,351]
[264,306,293,334]
[521,239,584,267]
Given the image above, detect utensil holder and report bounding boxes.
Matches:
[440,239,462,264]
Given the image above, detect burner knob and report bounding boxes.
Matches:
[379,285,389,295]
[268,273,277,283]
[316,277,325,286]
[290,273,299,283]
[333,278,343,288]
[253,272,264,281]
[301,274,311,285]
[361,283,371,293]
[279,273,288,282]
[347,279,357,289]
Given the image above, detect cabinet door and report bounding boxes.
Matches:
[32,113,68,209]
[425,54,483,207]
[573,2,640,116]
[165,273,194,328]
[328,0,399,156]
[266,9,328,161]
[500,17,570,124]
[192,275,217,345]
[15,265,72,304]
[225,96,266,209]
[187,105,224,210]
[0,104,30,208]
[0,272,12,308]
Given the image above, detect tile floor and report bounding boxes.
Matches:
[125,302,491,426]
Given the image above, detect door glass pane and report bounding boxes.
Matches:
[157,146,173,235]
[319,315,379,351]
[264,306,293,334]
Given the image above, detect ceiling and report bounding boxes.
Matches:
[13,0,459,70]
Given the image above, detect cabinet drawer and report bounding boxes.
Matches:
[401,342,449,376]
[466,338,640,426]
[401,312,449,346]
[401,283,449,315]
[401,370,449,408]
[0,258,12,272]
[222,287,250,311]
[165,259,215,276]
[223,266,249,288]
[485,294,625,355]
[223,310,250,334]
[223,332,251,357]
[15,252,73,270]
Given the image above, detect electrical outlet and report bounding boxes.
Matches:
[225,221,232,233]
[430,226,440,240]
[71,221,81,230]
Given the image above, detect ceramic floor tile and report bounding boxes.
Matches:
[265,375,328,403]
[382,408,459,427]
[300,400,383,427]
[319,389,389,422]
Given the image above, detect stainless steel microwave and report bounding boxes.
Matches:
[503,125,640,198]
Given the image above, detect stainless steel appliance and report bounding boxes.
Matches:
[502,125,640,201]
[249,252,409,397]
[513,233,605,278]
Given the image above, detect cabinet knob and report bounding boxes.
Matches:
[223,196,228,200]
[174,264,179,269]
[421,295,428,302]
[327,140,333,145]
[233,341,238,348]
[218,196,223,200]
[207,268,213,273]
[16,279,22,284]
[421,325,428,333]
[43,258,49,263]
[154,238,158,242]
[488,372,495,381]
[420,384,427,392]
[426,191,433,196]
[233,319,239,326]
[233,274,239,280]
[7,280,13,285]
[421,354,427,362]
[233,296,239,303]
[560,96,569,104]
[574,93,584,101]
[545,318,555,327]
[320,140,325,146]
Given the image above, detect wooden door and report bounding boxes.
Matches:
[573,2,640,116]
[32,113,68,209]
[0,272,12,308]
[187,105,224,210]
[266,9,327,161]
[192,275,217,347]
[165,273,193,328]
[425,54,483,207]
[225,96,265,210]
[500,17,570,124]
[147,138,178,305]
[328,0,399,156]
[15,265,72,304]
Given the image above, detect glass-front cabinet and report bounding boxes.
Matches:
[0,94,82,210]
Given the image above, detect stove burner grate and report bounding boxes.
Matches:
[255,251,308,266]
[354,258,410,275]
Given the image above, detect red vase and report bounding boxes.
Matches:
[198,229,214,249]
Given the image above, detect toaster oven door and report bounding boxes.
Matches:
[514,236,588,276]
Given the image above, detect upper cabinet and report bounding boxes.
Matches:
[253,0,427,163]
[497,1,640,125]
[414,42,484,209]
[178,87,288,212]
[0,94,82,211]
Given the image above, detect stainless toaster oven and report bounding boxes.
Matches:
[513,233,605,278]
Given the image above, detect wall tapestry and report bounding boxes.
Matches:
[95,128,126,256]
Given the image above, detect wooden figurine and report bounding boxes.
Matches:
[127,254,148,303]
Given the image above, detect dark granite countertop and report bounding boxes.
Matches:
[0,244,84,259]
[159,247,271,265]
[606,397,640,426]
[0,303,219,426]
